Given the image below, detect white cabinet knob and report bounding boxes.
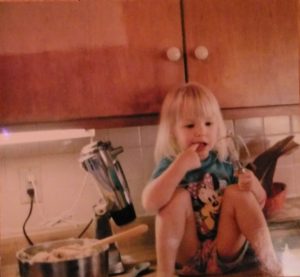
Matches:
[194,46,209,60]
[166,47,181,62]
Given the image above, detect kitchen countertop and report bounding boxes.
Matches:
[1,245,157,277]
[2,197,300,277]
[0,216,156,277]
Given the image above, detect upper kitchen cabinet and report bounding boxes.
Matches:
[184,0,299,108]
[0,0,184,125]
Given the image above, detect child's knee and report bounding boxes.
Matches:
[223,185,256,204]
[158,188,191,217]
[174,187,191,203]
[168,188,190,206]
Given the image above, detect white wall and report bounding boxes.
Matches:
[0,125,157,238]
[1,115,300,238]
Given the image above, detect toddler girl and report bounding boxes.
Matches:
[142,82,281,276]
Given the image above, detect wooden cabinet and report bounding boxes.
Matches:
[184,0,299,108]
[0,0,299,126]
[0,0,184,125]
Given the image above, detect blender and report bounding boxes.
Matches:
[79,141,136,274]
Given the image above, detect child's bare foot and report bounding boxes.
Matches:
[260,261,283,276]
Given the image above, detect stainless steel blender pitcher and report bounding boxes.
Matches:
[79,141,136,274]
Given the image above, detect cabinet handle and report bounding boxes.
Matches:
[194,46,209,60]
[166,47,181,62]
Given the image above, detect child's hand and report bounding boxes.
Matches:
[237,169,260,192]
[237,168,266,207]
[176,144,202,173]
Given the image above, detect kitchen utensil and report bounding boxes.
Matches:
[129,261,152,277]
[264,182,287,218]
[221,132,250,173]
[17,239,109,277]
[17,224,149,277]
[80,141,136,225]
[248,135,299,197]
[79,140,137,274]
[81,224,148,251]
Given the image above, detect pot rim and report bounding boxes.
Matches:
[16,238,109,264]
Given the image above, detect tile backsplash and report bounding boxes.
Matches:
[1,114,300,238]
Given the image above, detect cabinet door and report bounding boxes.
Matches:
[0,0,184,124]
[184,0,299,108]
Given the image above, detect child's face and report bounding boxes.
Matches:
[174,114,218,160]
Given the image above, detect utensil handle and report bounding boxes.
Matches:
[91,224,149,249]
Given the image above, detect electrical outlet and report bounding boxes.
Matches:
[19,167,43,204]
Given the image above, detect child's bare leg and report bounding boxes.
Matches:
[217,186,280,275]
[155,188,199,277]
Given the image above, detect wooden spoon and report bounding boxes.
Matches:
[84,224,149,250]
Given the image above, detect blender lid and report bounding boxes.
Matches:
[80,141,99,155]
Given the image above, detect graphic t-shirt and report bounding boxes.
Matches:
[152,152,237,241]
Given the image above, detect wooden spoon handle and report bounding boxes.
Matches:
[90,224,149,249]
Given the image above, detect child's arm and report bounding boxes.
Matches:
[142,144,201,213]
[237,169,266,208]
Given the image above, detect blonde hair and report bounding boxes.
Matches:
[154,82,228,163]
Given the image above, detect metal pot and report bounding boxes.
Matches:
[16,238,109,277]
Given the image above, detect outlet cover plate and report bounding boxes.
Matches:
[19,167,42,204]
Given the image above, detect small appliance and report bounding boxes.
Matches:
[79,141,136,274]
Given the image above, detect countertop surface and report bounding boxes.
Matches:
[2,198,300,277]
[1,216,156,277]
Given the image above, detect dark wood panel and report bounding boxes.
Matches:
[0,0,184,124]
[184,0,299,108]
